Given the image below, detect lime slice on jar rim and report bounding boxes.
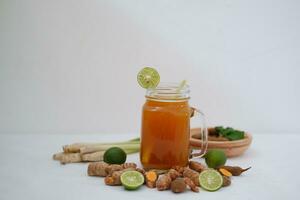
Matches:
[137,67,160,89]
[120,171,144,190]
[199,169,223,191]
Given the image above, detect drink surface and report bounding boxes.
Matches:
[140,99,190,169]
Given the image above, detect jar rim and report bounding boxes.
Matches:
[145,82,190,101]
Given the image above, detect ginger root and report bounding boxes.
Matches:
[183,168,200,186]
[136,168,146,175]
[87,162,140,186]
[63,143,89,153]
[104,176,115,186]
[189,161,206,173]
[171,166,185,176]
[59,153,82,164]
[145,171,158,188]
[53,151,104,163]
[53,152,82,164]
[105,164,123,176]
[171,178,186,193]
[167,169,181,181]
[53,152,65,161]
[121,163,137,169]
[88,162,109,177]
[104,168,136,186]
[156,174,172,191]
[184,177,199,192]
[222,175,231,187]
[105,171,123,186]
[87,162,136,177]
[156,169,181,190]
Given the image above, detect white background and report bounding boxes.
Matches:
[1,0,300,135]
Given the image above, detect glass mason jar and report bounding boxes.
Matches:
[140,82,208,169]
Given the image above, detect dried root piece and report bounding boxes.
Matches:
[171,178,186,193]
[145,170,158,188]
[167,169,181,181]
[59,153,82,164]
[184,177,199,193]
[53,152,65,161]
[171,166,185,175]
[136,168,146,175]
[151,169,168,175]
[156,174,172,191]
[87,162,109,177]
[222,176,231,187]
[155,168,182,190]
[104,176,115,185]
[122,163,137,169]
[53,152,82,164]
[63,143,89,153]
[183,168,200,186]
[87,162,138,177]
[81,151,104,162]
[105,164,123,176]
[110,170,123,185]
[104,168,136,186]
[189,161,206,173]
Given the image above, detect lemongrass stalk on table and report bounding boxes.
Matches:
[53,148,140,163]
[81,148,140,162]
[80,143,140,154]
[54,137,141,164]
[63,138,140,153]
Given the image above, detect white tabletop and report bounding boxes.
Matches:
[0,133,299,200]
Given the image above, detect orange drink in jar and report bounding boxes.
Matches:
[140,83,208,169]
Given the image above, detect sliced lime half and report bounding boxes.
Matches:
[120,171,144,190]
[199,169,223,191]
[137,67,160,89]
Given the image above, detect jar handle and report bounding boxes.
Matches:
[190,107,208,158]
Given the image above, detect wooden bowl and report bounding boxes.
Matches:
[190,127,253,157]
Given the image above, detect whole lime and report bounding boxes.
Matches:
[103,147,127,164]
[205,149,227,169]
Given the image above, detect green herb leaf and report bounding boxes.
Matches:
[214,126,245,141]
[225,130,244,141]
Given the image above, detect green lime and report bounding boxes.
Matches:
[103,147,127,164]
[205,149,227,168]
[120,171,144,190]
[137,67,160,89]
[199,169,223,191]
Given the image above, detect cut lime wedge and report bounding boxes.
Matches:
[199,169,223,191]
[137,67,160,89]
[120,171,144,190]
